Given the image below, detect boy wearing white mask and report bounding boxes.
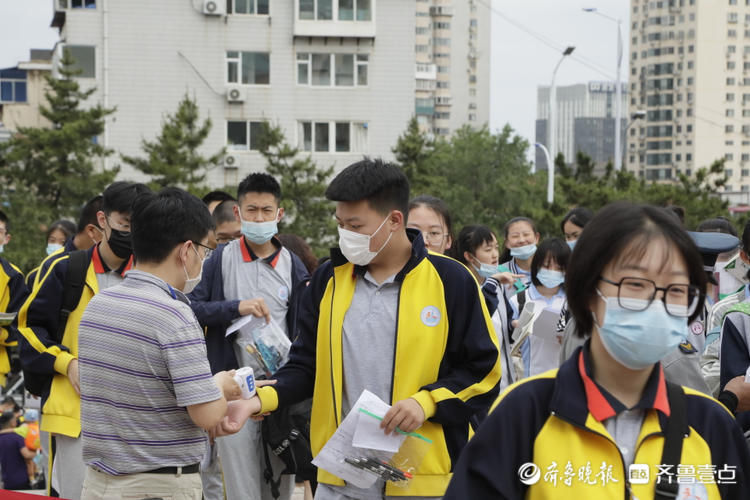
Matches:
[222,159,501,499]
[189,173,310,500]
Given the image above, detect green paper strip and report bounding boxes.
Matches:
[357,408,433,444]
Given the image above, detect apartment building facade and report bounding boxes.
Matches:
[627,0,750,204]
[50,0,416,186]
[535,81,628,173]
[0,49,53,140]
[414,0,490,137]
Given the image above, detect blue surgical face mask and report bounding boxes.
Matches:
[567,240,577,250]
[510,243,537,261]
[595,290,688,370]
[472,257,498,280]
[240,210,279,245]
[46,243,63,256]
[536,268,565,289]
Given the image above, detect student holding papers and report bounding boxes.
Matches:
[510,238,570,379]
[218,159,501,499]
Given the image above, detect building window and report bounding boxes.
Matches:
[729,12,739,23]
[727,153,735,161]
[61,0,96,7]
[728,61,736,70]
[728,93,736,101]
[727,124,736,133]
[226,0,269,14]
[298,121,367,152]
[66,45,96,78]
[338,0,372,21]
[0,68,27,103]
[297,53,368,87]
[728,77,736,85]
[299,0,371,21]
[226,51,270,84]
[300,0,332,20]
[227,120,264,150]
[728,109,736,117]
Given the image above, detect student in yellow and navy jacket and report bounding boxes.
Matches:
[25,195,103,292]
[227,159,501,499]
[445,203,750,499]
[16,182,148,499]
[0,210,29,386]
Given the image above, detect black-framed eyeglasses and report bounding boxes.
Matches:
[599,276,701,318]
[192,241,215,259]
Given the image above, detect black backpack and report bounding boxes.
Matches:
[24,250,88,397]
[261,398,315,498]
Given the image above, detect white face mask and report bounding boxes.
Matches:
[182,245,204,294]
[338,216,393,266]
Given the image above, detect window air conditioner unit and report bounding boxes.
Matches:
[203,0,225,16]
[226,87,246,103]
[224,154,239,168]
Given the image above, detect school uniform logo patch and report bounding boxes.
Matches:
[689,320,705,336]
[420,306,441,327]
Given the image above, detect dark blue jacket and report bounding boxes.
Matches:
[188,238,310,374]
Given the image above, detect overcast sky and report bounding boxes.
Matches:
[0,0,630,159]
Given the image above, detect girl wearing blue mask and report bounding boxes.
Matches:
[509,238,570,379]
[561,206,593,251]
[45,220,76,256]
[445,202,750,500]
[457,225,519,392]
[499,217,540,295]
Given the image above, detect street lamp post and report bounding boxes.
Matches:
[535,143,554,204]
[549,46,576,174]
[583,8,623,171]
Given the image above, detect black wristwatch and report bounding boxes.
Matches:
[718,390,739,415]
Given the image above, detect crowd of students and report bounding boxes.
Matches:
[0,158,747,498]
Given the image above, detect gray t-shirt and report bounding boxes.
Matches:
[220,238,293,375]
[337,271,401,500]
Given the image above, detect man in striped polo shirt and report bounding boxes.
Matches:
[78,188,243,500]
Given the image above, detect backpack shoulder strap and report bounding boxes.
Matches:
[56,250,89,341]
[654,382,687,500]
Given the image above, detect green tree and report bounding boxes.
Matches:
[389,119,735,244]
[255,121,336,255]
[391,117,444,193]
[0,49,117,271]
[120,94,224,190]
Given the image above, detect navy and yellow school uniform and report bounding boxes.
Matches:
[16,245,133,438]
[444,341,750,499]
[255,229,501,496]
[0,257,28,385]
[25,237,77,291]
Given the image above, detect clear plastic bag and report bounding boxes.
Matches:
[233,318,291,377]
[251,319,291,375]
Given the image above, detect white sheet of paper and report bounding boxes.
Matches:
[225,314,266,337]
[312,390,396,488]
[352,409,407,453]
[531,309,562,342]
